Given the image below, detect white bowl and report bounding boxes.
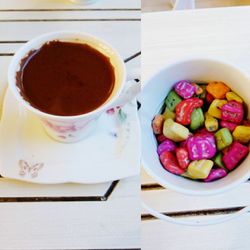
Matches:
[140,58,250,196]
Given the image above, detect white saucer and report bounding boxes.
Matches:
[0,89,140,184]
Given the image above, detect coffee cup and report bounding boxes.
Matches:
[8,31,140,143]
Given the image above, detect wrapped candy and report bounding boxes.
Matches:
[206,93,214,104]
[190,108,205,131]
[213,152,226,169]
[160,151,184,175]
[214,128,233,151]
[187,160,214,179]
[204,168,227,182]
[222,142,249,170]
[187,133,216,160]
[176,147,190,170]
[174,80,196,99]
[157,138,176,155]
[165,90,182,112]
[197,84,207,100]
[157,134,167,143]
[208,99,227,119]
[243,120,250,127]
[220,120,237,132]
[163,118,189,142]
[233,126,250,144]
[192,82,203,95]
[206,81,230,99]
[162,107,175,120]
[152,115,164,134]
[175,98,203,125]
[205,112,218,132]
[221,101,244,124]
[226,91,243,103]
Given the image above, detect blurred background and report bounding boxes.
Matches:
[142,0,250,12]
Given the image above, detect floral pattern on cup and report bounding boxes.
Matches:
[41,118,93,142]
[103,105,131,156]
[43,120,81,133]
[19,159,44,178]
[106,106,121,115]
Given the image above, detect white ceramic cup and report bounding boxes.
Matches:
[8,31,140,143]
[140,58,250,225]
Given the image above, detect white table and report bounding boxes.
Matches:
[142,7,250,250]
[0,0,140,249]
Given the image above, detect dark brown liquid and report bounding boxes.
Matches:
[16,41,115,116]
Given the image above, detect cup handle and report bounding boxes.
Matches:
[142,201,250,226]
[111,67,140,107]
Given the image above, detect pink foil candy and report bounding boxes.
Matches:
[197,128,213,135]
[221,101,244,124]
[204,168,227,182]
[187,133,216,160]
[174,80,196,99]
[220,121,237,132]
[222,141,249,170]
[157,138,177,155]
[157,134,168,143]
[243,120,250,127]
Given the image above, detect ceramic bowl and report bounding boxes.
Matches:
[140,58,250,196]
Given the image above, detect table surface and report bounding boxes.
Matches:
[142,0,250,12]
[0,0,140,249]
[141,6,250,250]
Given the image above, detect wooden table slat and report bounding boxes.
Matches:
[0,10,140,20]
[0,22,140,58]
[0,179,140,249]
[0,0,140,10]
[142,213,250,250]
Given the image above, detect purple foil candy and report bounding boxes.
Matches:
[174,80,196,99]
[204,168,227,182]
[157,138,177,155]
[187,133,216,160]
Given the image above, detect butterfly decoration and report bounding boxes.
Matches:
[19,160,44,178]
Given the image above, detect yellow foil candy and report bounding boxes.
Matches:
[233,126,250,144]
[192,82,203,95]
[226,92,243,103]
[163,118,189,142]
[187,160,214,179]
[162,107,176,120]
[208,99,227,119]
[205,112,218,132]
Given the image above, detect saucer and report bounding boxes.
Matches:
[0,89,141,184]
